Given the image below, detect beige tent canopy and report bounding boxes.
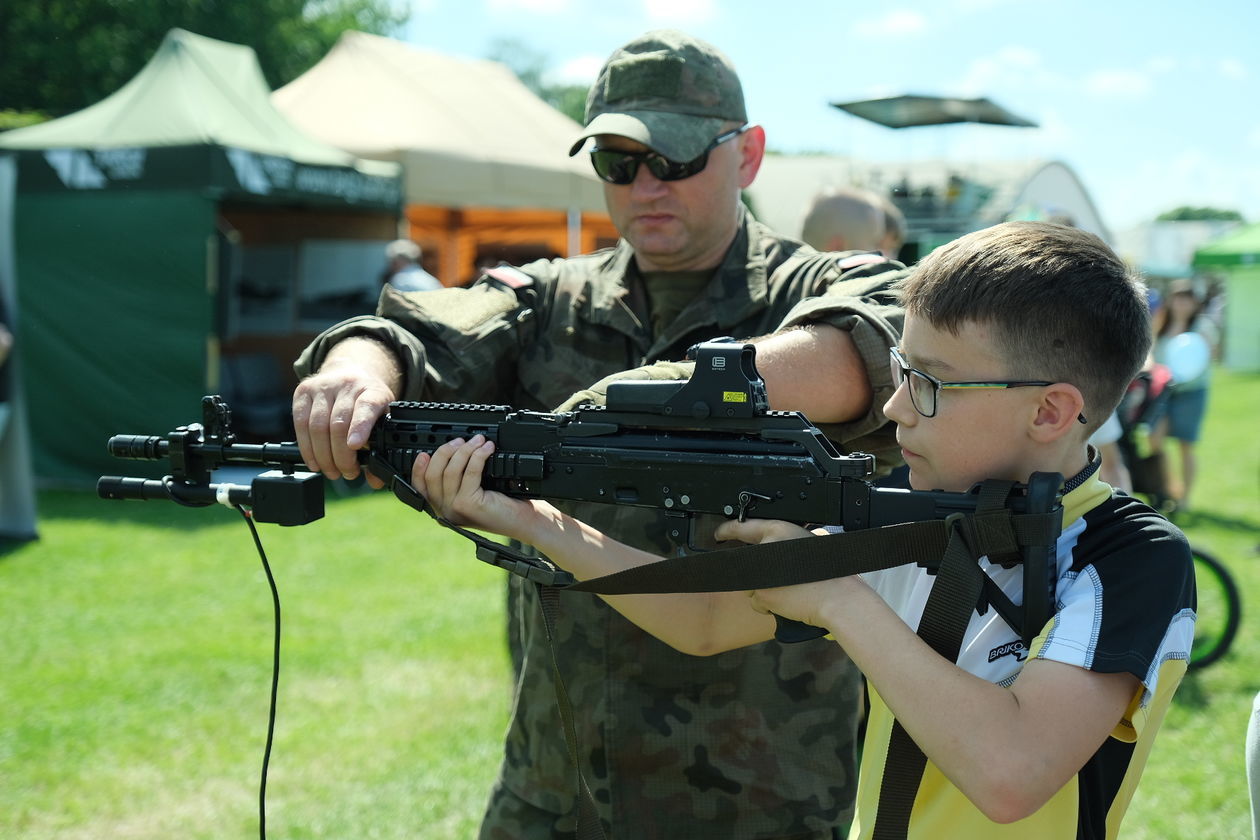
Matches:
[273,32,615,283]
[273,31,605,213]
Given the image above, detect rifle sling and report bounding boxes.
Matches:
[874,480,1011,840]
[391,471,1054,840]
[389,473,612,840]
[564,481,1045,840]
[536,584,610,840]
[563,508,1058,649]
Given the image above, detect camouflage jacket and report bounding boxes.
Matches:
[295,209,905,838]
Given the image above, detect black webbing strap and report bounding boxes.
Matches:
[870,480,1015,840]
[562,481,1043,840]
[536,585,608,840]
[564,519,951,595]
[391,471,1050,839]
[389,474,608,838]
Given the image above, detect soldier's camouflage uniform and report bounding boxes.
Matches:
[295,208,906,839]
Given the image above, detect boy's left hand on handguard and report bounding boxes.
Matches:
[410,435,528,534]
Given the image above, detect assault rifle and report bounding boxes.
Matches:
[99,341,1063,644]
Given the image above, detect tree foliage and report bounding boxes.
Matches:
[0,0,410,116]
[487,38,590,124]
[1156,206,1245,222]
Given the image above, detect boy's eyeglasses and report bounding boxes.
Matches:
[589,124,751,185]
[890,347,1086,423]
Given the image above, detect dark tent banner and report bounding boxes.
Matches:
[10,145,401,208]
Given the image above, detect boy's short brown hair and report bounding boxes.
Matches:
[898,221,1149,431]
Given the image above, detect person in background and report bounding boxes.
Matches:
[291,29,905,840]
[800,187,885,253]
[1090,409,1132,491]
[875,192,906,261]
[383,238,442,292]
[1149,278,1218,510]
[799,188,912,491]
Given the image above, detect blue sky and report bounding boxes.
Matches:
[401,0,1259,232]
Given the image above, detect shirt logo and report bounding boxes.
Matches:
[987,640,1028,663]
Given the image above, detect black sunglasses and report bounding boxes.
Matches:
[589,125,751,185]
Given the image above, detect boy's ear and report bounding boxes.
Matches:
[1030,383,1087,442]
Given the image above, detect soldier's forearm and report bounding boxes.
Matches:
[319,336,405,397]
[751,325,872,423]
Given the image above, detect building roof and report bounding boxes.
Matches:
[747,155,1109,246]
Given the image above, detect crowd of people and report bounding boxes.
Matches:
[282,29,1221,840]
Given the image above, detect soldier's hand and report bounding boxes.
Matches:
[554,360,696,412]
[292,338,401,488]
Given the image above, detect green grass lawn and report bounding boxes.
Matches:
[1,490,514,838]
[2,367,1258,838]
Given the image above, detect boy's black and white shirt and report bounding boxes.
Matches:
[848,475,1196,839]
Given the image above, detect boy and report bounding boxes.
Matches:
[412,222,1196,838]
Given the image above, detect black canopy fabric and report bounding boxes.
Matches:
[830,95,1038,129]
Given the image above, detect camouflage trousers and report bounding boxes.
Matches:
[477,779,848,840]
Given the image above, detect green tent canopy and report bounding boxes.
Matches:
[0,28,400,204]
[1194,222,1260,370]
[1193,222,1260,267]
[0,29,402,484]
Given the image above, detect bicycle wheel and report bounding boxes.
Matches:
[1190,546,1241,670]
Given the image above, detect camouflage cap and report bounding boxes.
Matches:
[568,30,747,162]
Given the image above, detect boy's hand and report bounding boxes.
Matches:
[713,518,812,545]
[714,518,864,632]
[410,435,535,540]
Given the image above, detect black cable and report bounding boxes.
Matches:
[237,505,280,840]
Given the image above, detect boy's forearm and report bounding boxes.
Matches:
[817,586,1135,823]
[821,590,1032,817]
[519,507,774,656]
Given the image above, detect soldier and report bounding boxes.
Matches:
[292,30,905,840]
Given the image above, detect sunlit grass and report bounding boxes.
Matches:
[1,492,510,839]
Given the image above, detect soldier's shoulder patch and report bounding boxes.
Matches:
[484,266,535,289]
[835,252,887,271]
